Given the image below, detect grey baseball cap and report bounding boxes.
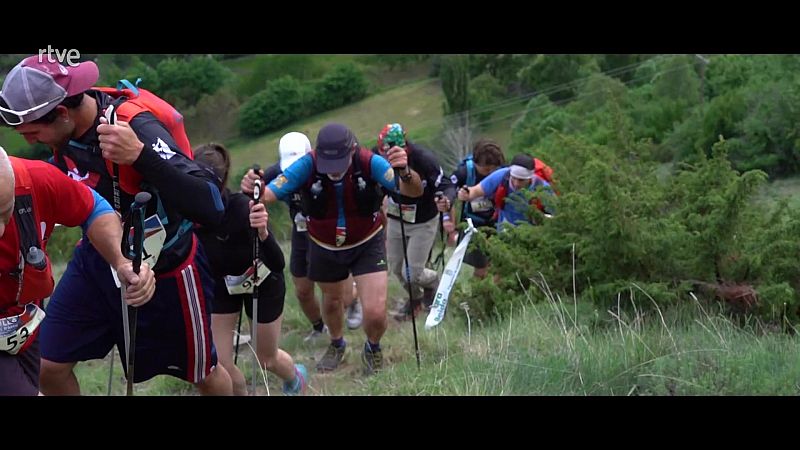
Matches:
[0,55,98,125]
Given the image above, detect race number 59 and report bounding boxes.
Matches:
[4,326,29,354]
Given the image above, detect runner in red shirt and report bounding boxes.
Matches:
[0,147,155,396]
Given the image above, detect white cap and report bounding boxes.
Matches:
[279,132,312,171]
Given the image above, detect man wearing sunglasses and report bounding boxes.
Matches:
[0,146,156,395]
[0,55,233,395]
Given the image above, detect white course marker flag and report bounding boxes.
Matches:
[425,218,477,330]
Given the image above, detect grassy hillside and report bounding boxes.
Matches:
[74,272,800,396]
[225,78,445,178]
[222,54,432,100]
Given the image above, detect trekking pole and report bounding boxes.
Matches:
[395,169,421,369]
[434,191,446,273]
[106,350,115,396]
[104,104,122,396]
[105,104,122,214]
[125,191,150,396]
[457,186,470,246]
[235,165,261,366]
[250,164,262,395]
[234,303,244,365]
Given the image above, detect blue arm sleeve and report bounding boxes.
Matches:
[267,154,313,200]
[262,163,282,184]
[370,154,398,191]
[81,188,115,233]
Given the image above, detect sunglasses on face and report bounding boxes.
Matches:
[0,94,63,126]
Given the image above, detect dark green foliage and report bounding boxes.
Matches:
[517,55,599,102]
[311,62,369,111]
[368,55,430,71]
[153,56,231,110]
[237,63,368,137]
[440,55,471,119]
[468,54,532,88]
[97,55,231,111]
[236,55,328,99]
[469,73,506,127]
[238,76,304,137]
[463,75,800,327]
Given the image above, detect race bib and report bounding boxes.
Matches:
[0,303,45,355]
[141,214,167,268]
[470,197,493,213]
[387,197,418,223]
[224,260,271,295]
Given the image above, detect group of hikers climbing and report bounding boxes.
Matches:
[0,55,557,396]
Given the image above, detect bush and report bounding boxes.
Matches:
[311,62,368,111]
[517,55,599,102]
[454,55,800,329]
[236,55,327,99]
[154,56,231,110]
[469,114,789,326]
[238,75,304,137]
[469,73,506,127]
